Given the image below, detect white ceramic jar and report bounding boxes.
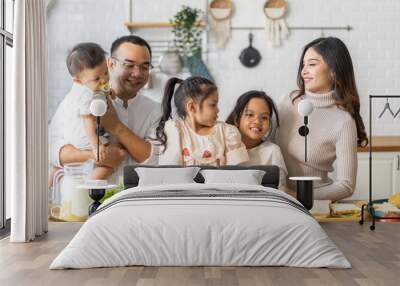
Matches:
[159,48,183,75]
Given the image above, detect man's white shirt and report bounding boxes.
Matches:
[49,83,162,182]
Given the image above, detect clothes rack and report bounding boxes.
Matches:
[359,95,400,230]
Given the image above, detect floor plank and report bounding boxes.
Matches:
[0,222,399,286]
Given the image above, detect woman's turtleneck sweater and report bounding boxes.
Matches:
[276,91,358,201]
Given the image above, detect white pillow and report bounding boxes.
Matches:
[135,167,200,186]
[200,169,266,185]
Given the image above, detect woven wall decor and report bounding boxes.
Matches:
[264,0,289,47]
[208,0,233,48]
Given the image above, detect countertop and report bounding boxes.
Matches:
[357,136,400,152]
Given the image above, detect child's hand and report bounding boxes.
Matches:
[217,156,227,166]
[95,144,126,168]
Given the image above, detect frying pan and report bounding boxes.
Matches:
[239,33,261,68]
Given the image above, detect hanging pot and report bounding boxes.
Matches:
[239,33,261,68]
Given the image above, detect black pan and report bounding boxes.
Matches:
[239,33,261,68]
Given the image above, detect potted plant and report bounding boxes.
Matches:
[171,6,214,81]
[171,5,203,60]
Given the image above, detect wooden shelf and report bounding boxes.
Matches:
[357,136,400,152]
[125,21,207,29]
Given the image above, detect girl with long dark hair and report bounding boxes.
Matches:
[226,90,288,188]
[156,76,248,166]
[276,37,368,201]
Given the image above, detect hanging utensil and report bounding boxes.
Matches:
[239,33,261,68]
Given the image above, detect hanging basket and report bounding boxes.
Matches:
[208,0,232,21]
[263,0,286,20]
[208,0,233,48]
[263,0,289,47]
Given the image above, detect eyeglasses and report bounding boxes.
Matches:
[112,57,153,73]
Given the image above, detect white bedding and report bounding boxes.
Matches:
[50,183,351,269]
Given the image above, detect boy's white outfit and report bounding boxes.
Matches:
[241,141,288,188]
[57,83,105,151]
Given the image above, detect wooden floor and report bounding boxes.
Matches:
[0,222,399,286]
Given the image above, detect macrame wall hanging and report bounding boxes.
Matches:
[263,0,289,47]
[208,0,233,49]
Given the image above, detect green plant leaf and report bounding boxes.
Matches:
[171,5,204,58]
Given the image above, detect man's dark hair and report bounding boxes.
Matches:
[110,35,152,59]
[66,42,106,77]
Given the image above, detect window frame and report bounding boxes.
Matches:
[0,0,13,235]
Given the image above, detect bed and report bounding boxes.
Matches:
[50,165,350,269]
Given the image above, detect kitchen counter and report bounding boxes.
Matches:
[357,136,400,152]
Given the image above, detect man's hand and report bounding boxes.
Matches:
[96,94,152,163]
[100,96,122,136]
[96,144,126,169]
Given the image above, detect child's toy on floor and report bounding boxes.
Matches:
[388,192,400,208]
[330,202,361,218]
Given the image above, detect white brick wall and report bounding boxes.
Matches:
[48,0,400,135]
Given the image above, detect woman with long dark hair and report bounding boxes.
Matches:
[276,37,368,201]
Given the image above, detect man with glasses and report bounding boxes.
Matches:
[50,35,161,181]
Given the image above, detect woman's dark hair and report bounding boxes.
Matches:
[226,90,279,140]
[293,36,368,147]
[156,76,217,148]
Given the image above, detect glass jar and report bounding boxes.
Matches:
[50,161,93,222]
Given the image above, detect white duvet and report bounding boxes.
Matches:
[50,183,350,269]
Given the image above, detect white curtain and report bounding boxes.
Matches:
[9,0,48,242]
